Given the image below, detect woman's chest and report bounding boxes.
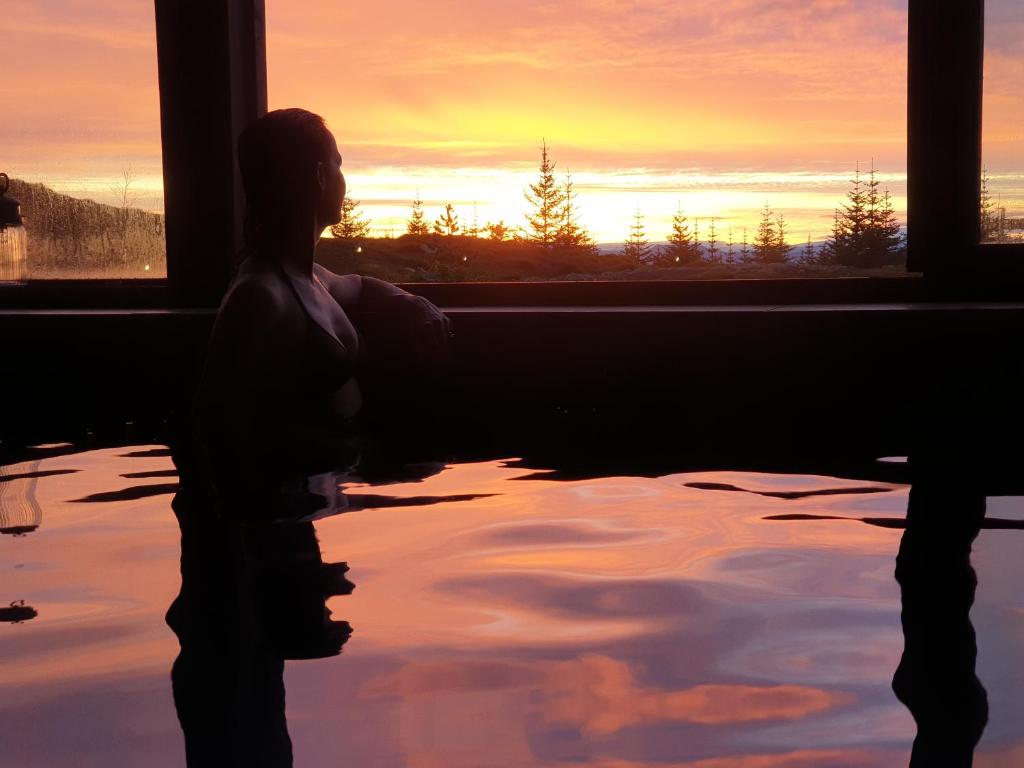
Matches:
[309,281,362,357]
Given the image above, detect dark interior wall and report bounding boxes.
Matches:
[3,305,1020,470]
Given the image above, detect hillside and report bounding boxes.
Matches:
[316,234,636,282]
[315,234,911,282]
[9,179,165,276]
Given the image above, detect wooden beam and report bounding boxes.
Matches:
[907,0,984,279]
[154,0,267,307]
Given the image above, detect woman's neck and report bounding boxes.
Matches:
[255,217,322,277]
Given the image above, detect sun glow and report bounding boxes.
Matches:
[336,166,907,243]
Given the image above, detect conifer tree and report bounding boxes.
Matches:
[803,234,815,264]
[407,192,429,235]
[819,209,842,265]
[774,213,790,262]
[740,227,752,263]
[623,209,650,265]
[826,162,903,266]
[664,204,700,264]
[524,140,566,246]
[862,162,903,265]
[705,217,720,264]
[433,203,460,236]
[726,226,735,264]
[555,172,597,254]
[995,195,1008,242]
[981,167,998,242]
[331,197,371,240]
[486,221,511,241]
[753,203,777,262]
[875,189,903,260]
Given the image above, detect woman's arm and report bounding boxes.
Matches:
[313,265,410,315]
[313,265,453,364]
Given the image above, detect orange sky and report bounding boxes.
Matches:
[1,0,1021,241]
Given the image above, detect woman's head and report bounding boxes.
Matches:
[238,108,346,242]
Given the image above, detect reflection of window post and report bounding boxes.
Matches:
[0,461,44,536]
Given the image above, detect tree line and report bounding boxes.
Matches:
[332,144,910,268]
[981,167,1024,243]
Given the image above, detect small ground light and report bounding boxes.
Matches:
[462,256,467,261]
[356,246,363,253]
[144,264,150,271]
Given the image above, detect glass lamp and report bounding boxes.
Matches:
[0,172,27,282]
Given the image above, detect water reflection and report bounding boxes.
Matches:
[892,467,989,766]
[168,483,354,766]
[4,443,1022,766]
[0,459,44,535]
[0,599,37,623]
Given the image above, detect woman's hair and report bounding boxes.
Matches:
[237,108,335,255]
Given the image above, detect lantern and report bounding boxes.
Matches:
[0,172,27,282]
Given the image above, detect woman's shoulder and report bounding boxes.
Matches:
[218,259,296,329]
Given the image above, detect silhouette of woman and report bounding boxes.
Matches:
[167,483,353,767]
[196,108,452,489]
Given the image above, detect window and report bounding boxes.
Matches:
[1,1,166,280]
[3,0,1004,304]
[982,0,1024,244]
[267,0,912,284]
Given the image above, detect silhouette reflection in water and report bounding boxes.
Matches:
[892,462,989,767]
[167,482,353,767]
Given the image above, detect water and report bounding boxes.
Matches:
[1,445,1022,766]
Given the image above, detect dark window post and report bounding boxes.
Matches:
[155,0,267,307]
[907,0,983,283]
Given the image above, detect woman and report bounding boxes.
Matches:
[196,108,452,487]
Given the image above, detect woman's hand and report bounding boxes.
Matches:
[403,294,454,365]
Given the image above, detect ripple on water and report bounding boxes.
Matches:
[0,449,923,767]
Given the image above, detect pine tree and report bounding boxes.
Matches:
[774,213,790,263]
[486,221,511,241]
[555,172,597,254]
[862,162,903,265]
[826,162,903,266]
[996,195,1008,241]
[433,203,459,236]
[726,226,735,264]
[331,197,371,240]
[623,209,650,265]
[803,234,815,264]
[875,189,904,261]
[740,227,752,263]
[664,204,700,264]
[407,192,429,235]
[981,167,999,242]
[524,140,566,246]
[753,203,778,262]
[819,209,842,265]
[705,217,720,264]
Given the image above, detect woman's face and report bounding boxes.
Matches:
[317,136,346,229]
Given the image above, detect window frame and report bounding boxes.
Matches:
[0,0,1016,309]
[907,0,1024,289]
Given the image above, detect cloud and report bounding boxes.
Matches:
[361,654,852,739]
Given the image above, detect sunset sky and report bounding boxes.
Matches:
[2,0,1021,242]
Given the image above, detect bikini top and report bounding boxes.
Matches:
[234,256,356,401]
